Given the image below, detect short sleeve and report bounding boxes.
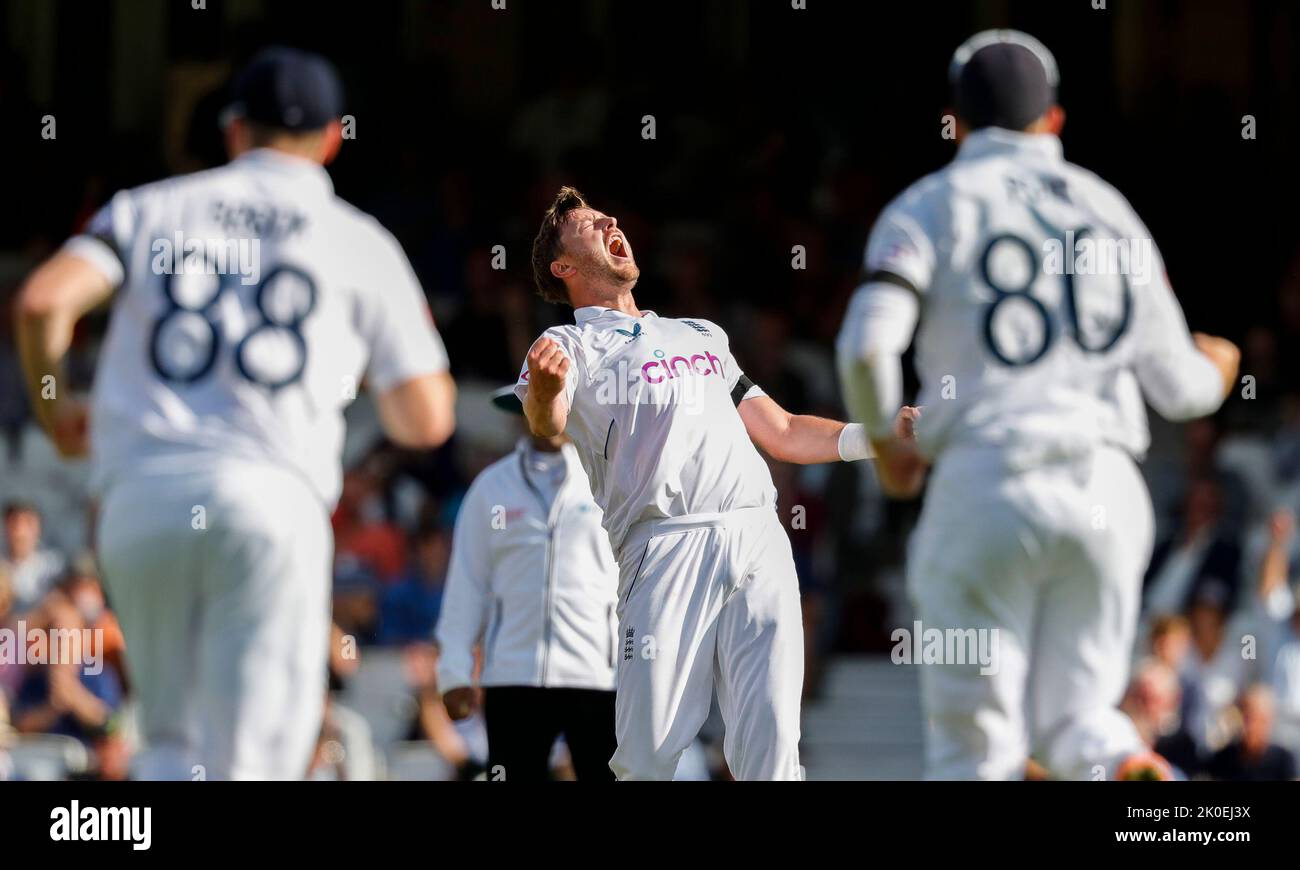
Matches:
[361,231,450,393]
[513,330,579,407]
[61,190,138,288]
[1128,267,1223,421]
[863,197,937,295]
[702,321,765,404]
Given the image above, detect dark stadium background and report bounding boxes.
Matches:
[8,1,1297,332]
[2,0,1299,780]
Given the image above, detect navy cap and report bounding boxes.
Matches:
[224,47,343,131]
[949,30,1058,132]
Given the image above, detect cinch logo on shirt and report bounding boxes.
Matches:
[641,349,725,384]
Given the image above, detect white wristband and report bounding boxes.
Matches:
[837,423,874,462]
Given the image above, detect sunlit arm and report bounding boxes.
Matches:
[739,395,850,464]
[376,371,457,449]
[522,336,571,437]
[523,385,568,438]
[14,252,115,457]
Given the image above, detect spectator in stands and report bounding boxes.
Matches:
[0,559,11,625]
[333,557,382,647]
[9,594,126,779]
[1142,614,1203,773]
[1180,584,1249,756]
[377,523,450,646]
[308,695,379,782]
[1273,393,1300,485]
[1267,401,1300,543]
[56,557,130,779]
[1268,612,1300,756]
[333,458,409,583]
[1206,685,1297,781]
[58,554,130,697]
[1149,614,1192,673]
[1253,509,1300,755]
[1121,658,1199,778]
[404,641,478,779]
[313,622,383,780]
[1,501,66,614]
[0,561,11,736]
[1148,420,1250,544]
[1143,478,1243,620]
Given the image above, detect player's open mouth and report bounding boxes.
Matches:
[608,234,630,259]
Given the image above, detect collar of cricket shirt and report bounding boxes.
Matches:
[235,147,336,196]
[955,127,1063,164]
[574,306,657,326]
[517,437,575,497]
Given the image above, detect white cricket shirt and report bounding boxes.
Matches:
[837,128,1223,466]
[64,148,448,508]
[514,307,772,557]
[435,438,620,693]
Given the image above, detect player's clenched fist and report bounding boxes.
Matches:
[527,337,570,401]
[1191,332,1241,400]
[894,405,921,441]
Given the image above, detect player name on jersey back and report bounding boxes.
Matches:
[70,148,448,507]
[860,128,1219,463]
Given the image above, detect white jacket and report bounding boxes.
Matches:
[435,439,619,693]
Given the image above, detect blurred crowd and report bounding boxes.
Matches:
[4,243,1300,781]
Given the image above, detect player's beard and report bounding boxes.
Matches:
[575,246,640,288]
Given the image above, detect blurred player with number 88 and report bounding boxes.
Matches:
[15,47,455,780]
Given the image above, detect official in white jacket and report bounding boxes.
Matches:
[435,388,619,780]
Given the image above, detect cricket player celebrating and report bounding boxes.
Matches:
[15,47,455,779]
[516,187,912,781]
[836,30,1240,780]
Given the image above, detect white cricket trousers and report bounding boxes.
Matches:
[610,505,804,781]
[907,443,1154,780]
[97,461,332,780]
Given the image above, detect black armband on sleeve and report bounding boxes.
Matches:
[91,230,128,274]
[731,374,757,406]
[863,269,920,295]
